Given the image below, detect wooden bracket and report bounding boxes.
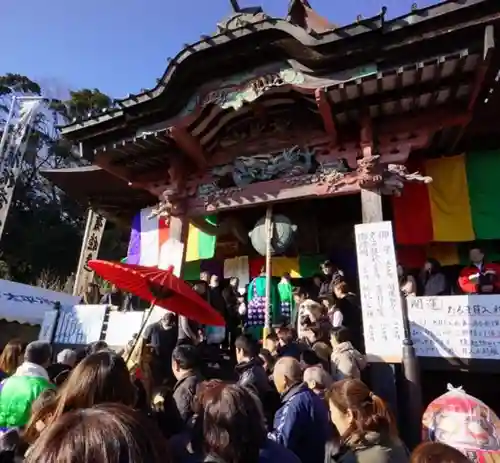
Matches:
[169,126,208,170]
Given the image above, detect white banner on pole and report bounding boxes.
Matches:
[0,98,43,239]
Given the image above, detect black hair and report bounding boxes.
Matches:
[300,349,321,367]
[265,333,278,343]
[235,334,258,357]
[292,287,308,298]
[425,258,442,274]
[172,345,199,370]
[331,326,351,344]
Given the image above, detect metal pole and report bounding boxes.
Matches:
[0,96,16,165]
[264,205,273,338]
[400,294,423,450]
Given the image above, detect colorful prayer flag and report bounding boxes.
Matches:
[393,151,500,244]
[185,216,217,262]
[126,207,170,267]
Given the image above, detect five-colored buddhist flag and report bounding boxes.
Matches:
[393,151,500,245]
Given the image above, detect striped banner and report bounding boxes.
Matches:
[393,151,500,244]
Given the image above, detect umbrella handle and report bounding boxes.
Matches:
[125,300,156,366]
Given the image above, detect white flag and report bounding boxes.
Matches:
[0,97,43,239]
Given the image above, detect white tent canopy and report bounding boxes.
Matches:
[0,279,80,325]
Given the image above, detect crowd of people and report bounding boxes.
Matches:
[0,253,484,462]
[0,336,474,463]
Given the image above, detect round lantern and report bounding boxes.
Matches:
[249,214,297,257]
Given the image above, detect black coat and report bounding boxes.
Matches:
[172,373,203,425]
[236,358,279,428]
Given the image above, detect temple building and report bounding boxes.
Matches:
[43,0,500,414]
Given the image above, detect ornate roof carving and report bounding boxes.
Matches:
[217,8,270,33]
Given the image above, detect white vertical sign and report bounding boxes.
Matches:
[355,221,404,362]
[0,98,43,239]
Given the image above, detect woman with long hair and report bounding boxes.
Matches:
[189,380,299,463]
[0,339,24,378]
[325,379,409,463]
[25,404,170,463]
[23,350,136,443]
[420,258,448,296]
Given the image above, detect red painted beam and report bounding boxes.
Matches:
[315,88,337,144]
[185,173,361,216]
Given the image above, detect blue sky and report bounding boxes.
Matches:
[2,0,438,99]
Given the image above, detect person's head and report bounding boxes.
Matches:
[300,349,321,369]
[210,274,219,288]
[259,349,275,375]
[306,301,325,321]
[264,333,279,354]
[312,274,323,287]
[304,366,333,394]
[333,280,350,298]
[331,326,351,347]
[86,341,108,356]
[24,341,52,369]
[229,276,239,288]
[277,326,294,347]
[194,380,266,463]
[282,272,291,281]
[235,335,257,364]
[273,357,303,394]
[410,442,471,463]
[160,311,176,329]
[326,379,397,441]
[469,247,484,265]
[320,295,335,310]
[200,271,211,283]
[292,287,308,304]
[110,284,119,293]
[312,342,332,366]
[49,351,136,424]
[0,338,24,375]
[193,281,208,296]
[56,349,77,368]
[25,404,171,463]
[424,258,441,274]
[321,260,334,276]
[172,345,199,380]
[259,266,266,276]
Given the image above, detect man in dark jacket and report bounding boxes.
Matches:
[270,357,330,463]
[171,344,203,426]
[235,335,279,427]
[318,260,344,298]
[235,335,271,397]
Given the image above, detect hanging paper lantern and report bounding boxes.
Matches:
[249,214,297,257]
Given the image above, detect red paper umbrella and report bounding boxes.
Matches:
[88,260,224,326]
